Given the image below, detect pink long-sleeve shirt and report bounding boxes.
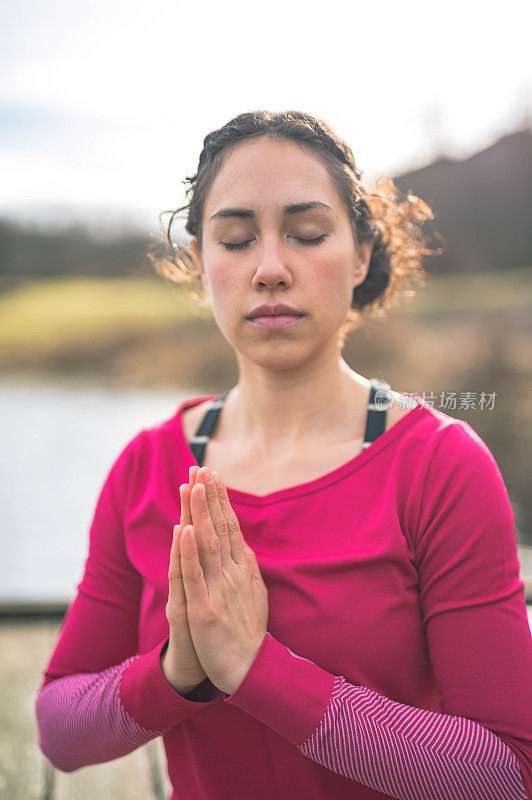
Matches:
[35,392,532,800]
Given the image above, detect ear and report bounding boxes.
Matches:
[191,237,210,293]
[353,239,374,288]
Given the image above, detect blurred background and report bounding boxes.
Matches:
[1,0,531,797]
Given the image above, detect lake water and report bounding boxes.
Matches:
[0,377,206,603]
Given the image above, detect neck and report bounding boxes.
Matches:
[227,348,371,459]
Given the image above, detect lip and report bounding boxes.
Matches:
[247,314,305,330]
[246,302,304,319]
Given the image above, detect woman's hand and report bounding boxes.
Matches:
[180,466,269,695]
[162,465,209,694]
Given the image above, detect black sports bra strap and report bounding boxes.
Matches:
[189,378,393,466]
[189,391,229,466]
[362,378,392,448]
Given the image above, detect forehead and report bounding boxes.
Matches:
[204,137,341,217]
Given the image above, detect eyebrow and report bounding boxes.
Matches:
[209,201,337,222]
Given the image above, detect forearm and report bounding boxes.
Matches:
[224,633,530,800]
[35,655,165,772]
[36,638,221,772]
[298,675,528,800]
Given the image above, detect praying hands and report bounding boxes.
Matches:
[162,465,269,696]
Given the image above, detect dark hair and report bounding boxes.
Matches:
[147,110,443,347]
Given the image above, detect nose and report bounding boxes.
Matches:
[251,240,294,290]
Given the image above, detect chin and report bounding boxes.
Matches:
[238,339,318,369]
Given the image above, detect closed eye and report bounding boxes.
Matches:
[222,235,327,251]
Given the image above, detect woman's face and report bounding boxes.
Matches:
[191,136,373,369]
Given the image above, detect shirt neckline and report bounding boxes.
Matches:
[172,392,429,507]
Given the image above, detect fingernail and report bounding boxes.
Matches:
[204,468,213,484]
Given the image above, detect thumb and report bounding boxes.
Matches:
[243,540,264,582]
[167,524,187,613]
[242,538,254,559]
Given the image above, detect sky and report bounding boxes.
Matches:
[1,0,531,236]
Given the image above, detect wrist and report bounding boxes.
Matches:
[160,647,203,696]
[219,637,266,695]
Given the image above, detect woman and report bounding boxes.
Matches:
[35,111,532,800]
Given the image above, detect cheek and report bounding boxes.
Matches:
[207,257,233,292]
[310,253,353,300]
[212,274,239,295]
[208,269,242,317]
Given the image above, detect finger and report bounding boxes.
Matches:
[180,525,209,606]
[189,465,201,485]
[178,467,200,529]
[168,524,186,610]
[212,472,246,565]
[179,483,192,527]
[196,467,232,568]
[189,482,223,585]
